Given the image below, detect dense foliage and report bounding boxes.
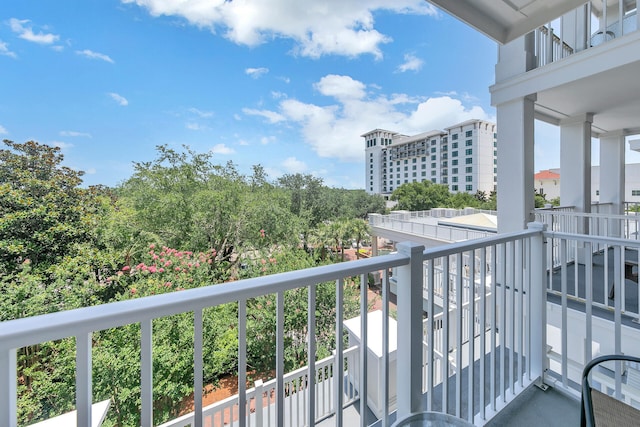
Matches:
[0,141,383,426]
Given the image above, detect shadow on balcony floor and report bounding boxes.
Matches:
[484,385,579,427]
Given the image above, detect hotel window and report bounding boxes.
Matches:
[404,173,408,178]
[466,158,473,164]
[431,162,436,169]
[466,167,472,173]
[442,161,448,167]
[452,142,458,149]
[397,180,400,185]
[431,170,436,176]
[442,178,448,184]
[452,168,458,174]
[465,149,472,155]
[633,190,640,196]
[452,176,458,183]
[452,185,458,191]
[466,185,473,191]
[431,178,436,183]
[452,151,458,157]
[397,161,400,165]
[413,158,417,163]
[431,155,437,160]
[452,134,458,140]
[465,130,473,137]
[422,171,426,177]
[466,140,472,146]
[421,156,427,161]
[413,172,417,177]
[404,159,408,164]
[494,168,497,174]
[466,175,472,182]
[404,166,408,171]
[431,139,437,145]
[422,164,427,170]
[431,147,436,153]
[452,160,458,166]
[412,165,416,170]
[396,167,400,172]
[404,180,408,183]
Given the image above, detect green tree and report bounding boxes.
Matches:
[390,181,451,211]
[0,140,97,273]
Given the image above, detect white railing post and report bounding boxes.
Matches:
[0,348,17,427]
[396,241,425,419]
[527,222,548,386]
[255,380,264,427]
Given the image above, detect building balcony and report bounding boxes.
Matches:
[5,210,640,426]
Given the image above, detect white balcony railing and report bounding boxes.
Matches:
[533,0,639,68]
[5,215,640,427]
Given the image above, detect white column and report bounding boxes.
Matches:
[600,131,626,218]
[560,114,593,218]
[496,95,536,233]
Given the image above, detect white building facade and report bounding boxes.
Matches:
[363,119,497,197]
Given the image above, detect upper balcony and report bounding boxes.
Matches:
[6,213,640,427]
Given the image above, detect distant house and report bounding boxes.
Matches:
[534,169,561,200]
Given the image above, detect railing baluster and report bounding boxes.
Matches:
[560,239,568,388]
[427,260,435,412]
[516,239,524,390]
[508,241,515,396]
[335,279,344,426]
[382,270,390,427]
[479,247,487,422]
[0,348,17,427]
[585,242,593,364]
[238,298,247,427]
[614,246,623,400]
[276,291,284,427]
[467,249,475,423]
[490,244,497,412]
[359,273,368,427]
[194,310,203,427]
[455,253,463,418]
[308,284,316,426]
[442,255,450,413]
[141,319,153,427]
[76,333,92,427]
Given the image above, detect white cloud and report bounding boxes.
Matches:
[260,136,276,145]
[282,157,308,173]
[76,49,114,63]
[238,139,250,146]
[9,18,59,44]
[243,108,286,123]
[189,107,214,118]
[0,40,17,58]
[51,141,73,149]
[186,122,206,130]
[249,74,492,162]
[396,53,423,72]
[60,130,92,138]
[108,92,129,106]
[120,0,437,58]
[246,67,269,79]
[0,125,7,135]
[85,168,97,175]
[210,143,235,154]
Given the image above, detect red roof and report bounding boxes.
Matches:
[534,170,560,180]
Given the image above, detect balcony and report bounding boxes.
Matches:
[5,213,640,426]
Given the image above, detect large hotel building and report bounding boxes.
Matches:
[363,119,497,198]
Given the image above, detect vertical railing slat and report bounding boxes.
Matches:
[0,348,17,427]
[560,239,568,388]
[308,285,316,426]
[194,310,204,427]
[359,273,368,427]
[442,255,450,413]
[335,279,344,426]
[490,244,497,412]
[238,299,247,427]
[427,260,435,412]
[455,254,463,418]
[467,249,476,423]
[382,270,390,427]
[76,333,92,427]
[276,291,284,427]
[479,247,487,421]
[141,319,153,427]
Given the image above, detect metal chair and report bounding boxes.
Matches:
[581,354,640,427]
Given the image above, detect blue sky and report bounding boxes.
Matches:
[2,1,635,188]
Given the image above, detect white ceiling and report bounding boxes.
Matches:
[427,0,590,44]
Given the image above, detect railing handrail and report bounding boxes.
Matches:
[536,210,638,220]
[0,252,410,350]
[543,230,640,249]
